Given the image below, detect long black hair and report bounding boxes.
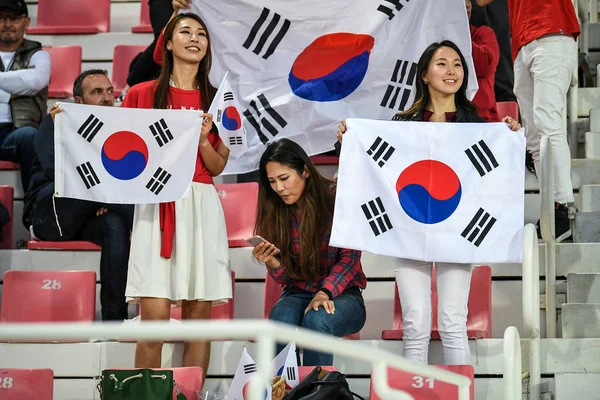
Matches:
[396,40,477,119]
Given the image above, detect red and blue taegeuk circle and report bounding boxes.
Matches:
[101,131,149,180]
[242,381,269,399]
[222,106,242,131]
[289,32,375,102]
[396,160,462,224]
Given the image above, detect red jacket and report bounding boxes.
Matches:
[470,24,500,122]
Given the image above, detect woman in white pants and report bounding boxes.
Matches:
[337,40,521,365]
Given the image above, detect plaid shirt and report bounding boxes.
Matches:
[268,212,367,299]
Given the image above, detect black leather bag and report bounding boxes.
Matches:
[285,366,364,400]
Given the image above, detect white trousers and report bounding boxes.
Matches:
[514,34,577,204]
[394,258,472,365]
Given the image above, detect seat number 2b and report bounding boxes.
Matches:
[412,376,435,389]
[42,279,61,290]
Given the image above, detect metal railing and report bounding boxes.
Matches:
[503,326,522,400]
[0,320,472,400]
[539,136,557,338]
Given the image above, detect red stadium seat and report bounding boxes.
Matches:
[0,161,19,170]
[0,270,96,323]
[0,186,14,250]
[215,183,258,247]
[45,46,82,98]
[298,366,338,381]
[263,273,360,339]
[132,0,153,33]
[309,156,338,165]
[168,271,236,320]
[112,45,147,97]
[27,0,110,34]
[370,364,474,400]
[496,101,519,121]
[109,367,203,399]
[382,266,492,340]
[0,369,54,400]
[28,240,101,251]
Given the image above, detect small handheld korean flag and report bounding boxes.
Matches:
[271,342,299,389]
[331,118,526,263]
[227,347,272,400]
[55,103,202,204]
[208,70,247,158]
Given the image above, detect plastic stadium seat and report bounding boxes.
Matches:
[497,101,519,121]
[215,183,258,247]
[168,271,235,320]
[263,274,360,339]
[110,368,203,400]
[298,366,337,381]
[0,270,96,323]
[0,369,54,400]
[0,185,14,249]
[27,0,110,34]
[132,0,153,33]
[369,364,474,400]
[309,156,338,165]
[45,46,82,98]
[0,161,18,170]
[382,266,492,340]
[28,240,101,251]
[112,45,147,97]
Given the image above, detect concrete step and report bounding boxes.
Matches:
[573,212,600,242]
[585,131,600,158]
[577,88,600,117]
[591,108,600,132]
[578,184,600,211]
[555,373,600,400]
[567,273,600,303]
[562,303,600,338]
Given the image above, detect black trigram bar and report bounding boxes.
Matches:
[465,140,499,177]
[361,197,394,236]
[76,161,100,189]
[381,59,417,110]
[243,93,288,144]
[224,91,234,102]
[145,167,172,195]
[149,118,174,147]
[77,114,104,142]
[229,136,244,146]
[243,363,258,374]
[287,366,296,381]
[242,7,291,59]
[366,136,395,167]
[377,0,406,20]
[461,207,497,247]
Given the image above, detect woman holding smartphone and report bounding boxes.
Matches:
[252,138,367,366]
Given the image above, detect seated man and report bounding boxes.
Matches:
[0,0,50,197]
[23,70,133,321]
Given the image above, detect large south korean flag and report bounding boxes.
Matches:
[330,119,526,263]
[189,0,476,174]
[55,103,202,204]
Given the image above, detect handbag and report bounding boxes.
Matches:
[97,368,186,400]
[284,366,364,400]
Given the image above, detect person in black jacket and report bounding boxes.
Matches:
[23,70,133,321]
[336,41,520,365]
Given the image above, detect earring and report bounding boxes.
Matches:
[424,80,429,85]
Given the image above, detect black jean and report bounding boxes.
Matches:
[0,124,37,193]
[30,183,134,321]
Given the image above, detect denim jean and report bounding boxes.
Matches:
[0,124,37,193]
[30,183,134,321]
[268,287,366,366]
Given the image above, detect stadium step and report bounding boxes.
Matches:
[577,88,600,117]
[573,212,600,242]
[555,373,600,399]
[567,273,600,303]
[562,303,600,338]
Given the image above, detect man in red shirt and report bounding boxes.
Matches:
[467,0,500,122]
[476,0,579,241]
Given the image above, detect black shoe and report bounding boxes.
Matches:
[526,151,536,177]
[535,203,572,242]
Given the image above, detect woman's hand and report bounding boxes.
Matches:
[336,119,347,144]
[252,242,280,267]
[50,102,63,122]
[502,116,521,132]
[172,0,190,13]
[199,113,213,146]
[304,291,335,315]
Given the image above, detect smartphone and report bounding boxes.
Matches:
[247,235,268,247]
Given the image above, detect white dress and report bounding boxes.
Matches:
[125,182,232,305]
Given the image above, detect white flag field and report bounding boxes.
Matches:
[227,347,272,400]
[190,0,477,174]
[330,119,526,264]
[55,103,202,204]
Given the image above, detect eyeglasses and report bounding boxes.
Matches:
[0,15,26,24]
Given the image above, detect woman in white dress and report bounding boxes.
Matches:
[122,6,232,376]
